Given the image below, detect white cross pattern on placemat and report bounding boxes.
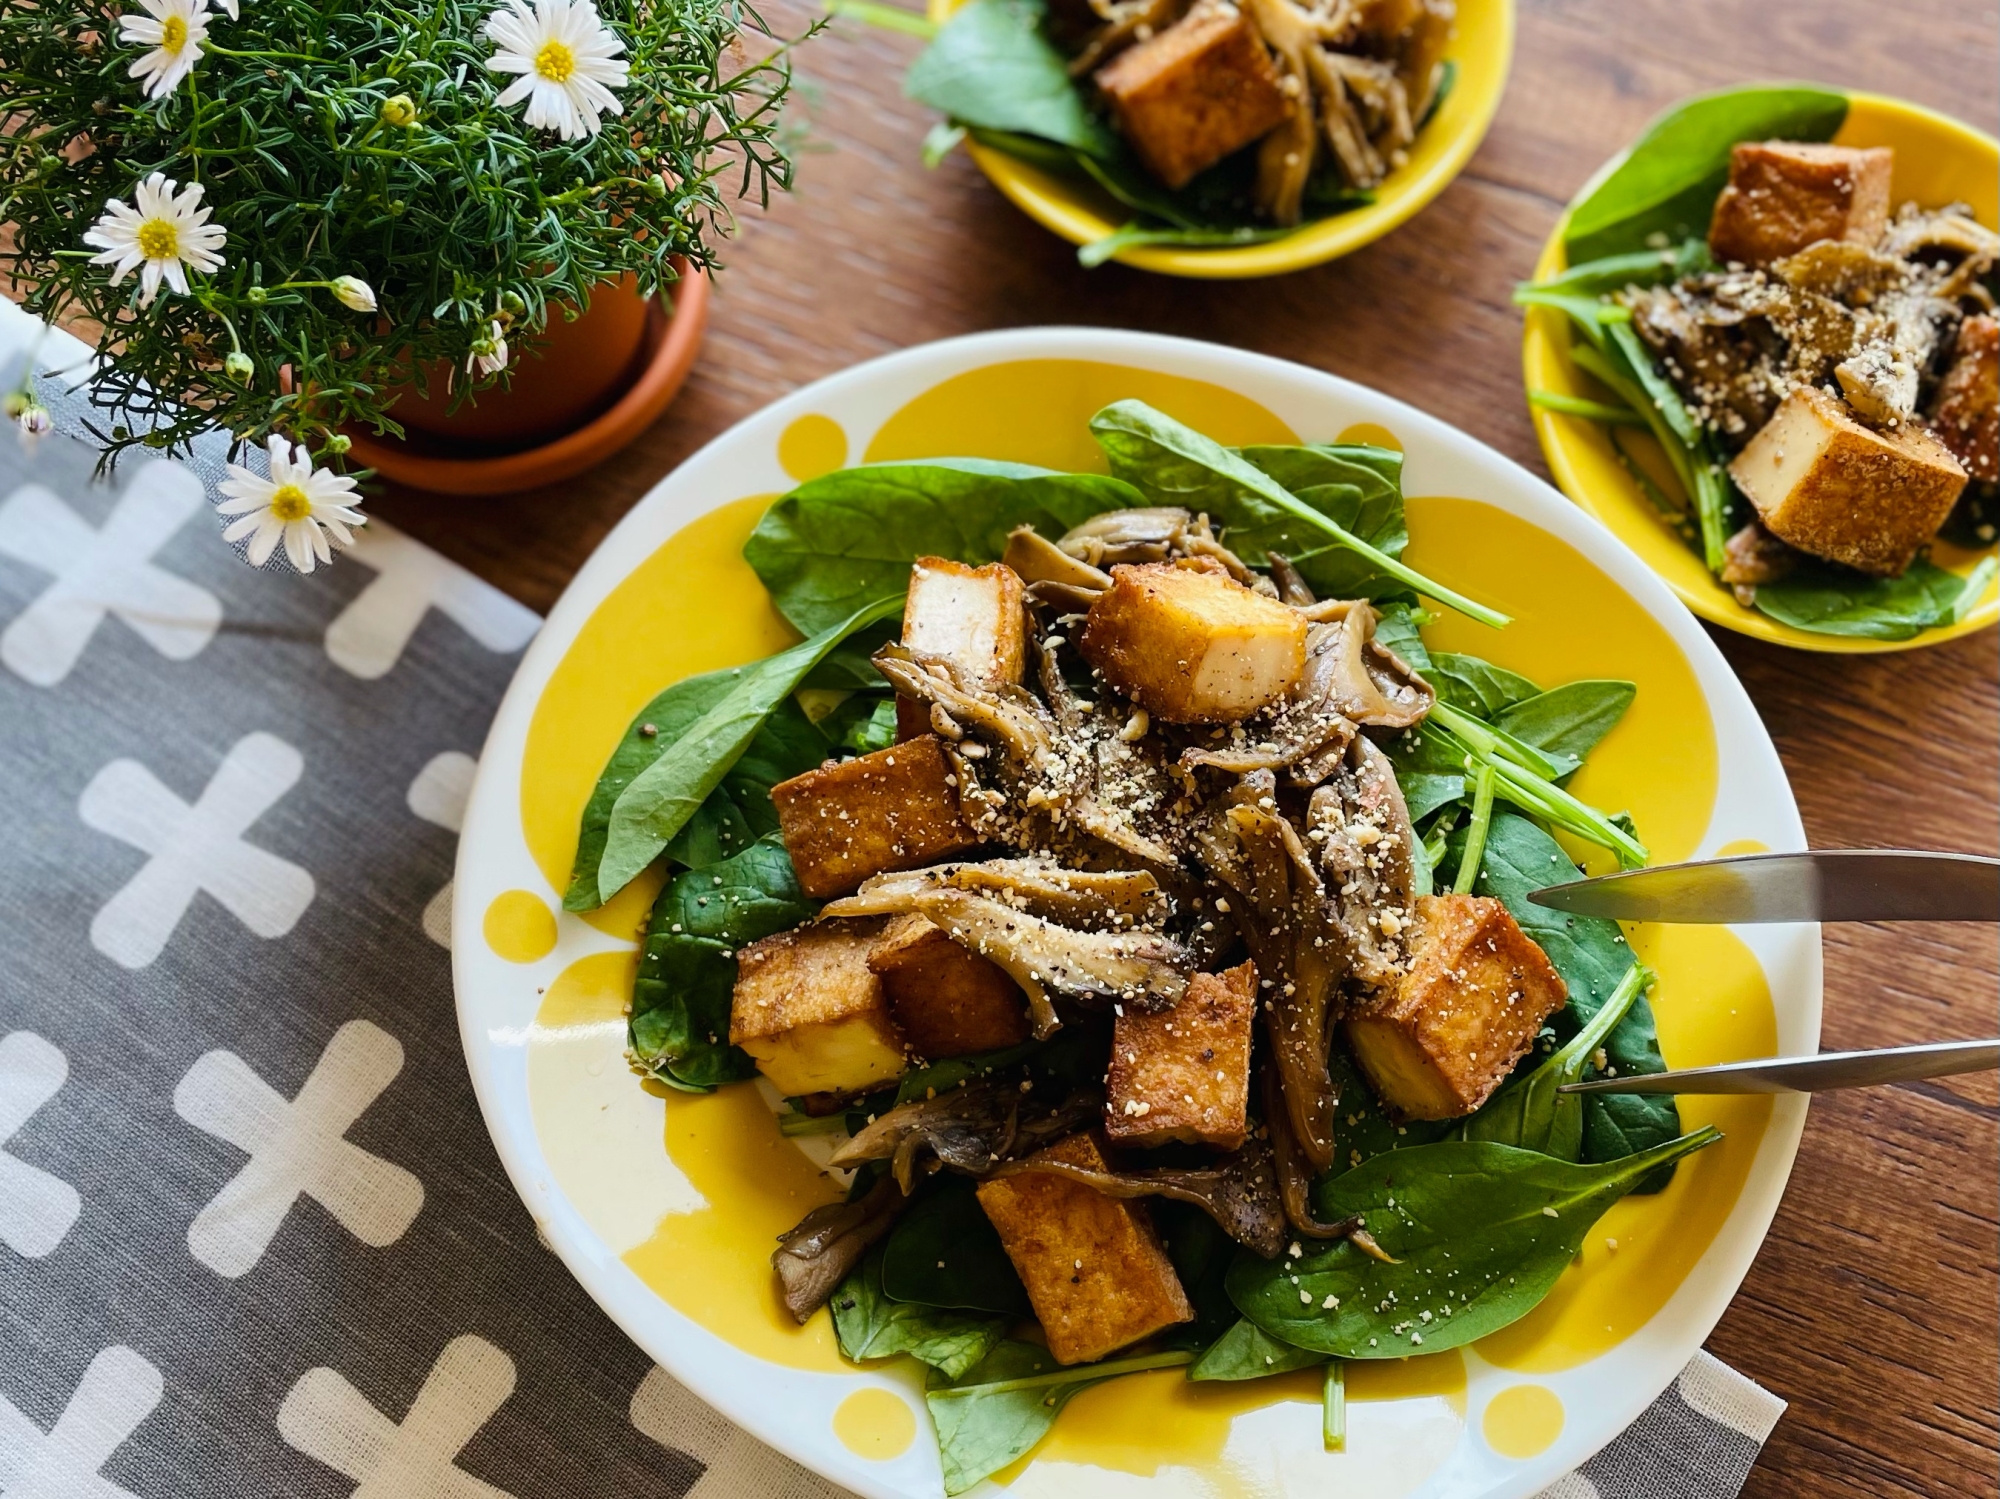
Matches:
[278,1334,516,1498]
[406,751,476,948]
[631,1365,846,1499]
[324,523,538,681]
[78,730,315,971]
[174,1019,424,1279]
[0,1345,162,1499]
[0,463,221,687]
[0,1032,82,1260]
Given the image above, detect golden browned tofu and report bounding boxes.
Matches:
[1105,960,1255,1149]
[1707,141,1893,268]
[729,920,907,1096]
[1729,385,1967,576]
[1933,314,1998,484]
[1094,1,1292,191]
[976,1132,1193,1365]
[770,735,982,899]
[1079,560,1307,724]
[867,912,1031,1059]
[896,556,1028,739]
[1345,894,1567,1121]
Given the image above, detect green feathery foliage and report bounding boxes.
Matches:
[0,0,806,465]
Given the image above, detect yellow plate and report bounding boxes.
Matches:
[1522,90,2000,653]
[926,0,1515,278]
[453,330,1822,1499]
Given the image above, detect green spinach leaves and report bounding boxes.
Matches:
[905,0,1119,158]
[1226,1129,1722,1357]
[629,833,813,1090]
[831,1249,1006,1381]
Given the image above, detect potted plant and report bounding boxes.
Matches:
[0,0,803,541]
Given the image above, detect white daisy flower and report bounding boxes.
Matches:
[217,435,367,573]
[466,320,510,378]
[217,0,237,16]
[484,0,629,141]
[83,173,227,306]
[119,0,211,99]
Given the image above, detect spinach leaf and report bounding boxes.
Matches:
[1752,555,1998,641]
[597,597,904,900]
[1226,1128,1723,1357]
[630,833,813,1090]
[1494,680,1637,772]
[1427,651,1540,717]
[831,1248,1005,1380]
[893,1040,1043,1106]
[1090,401,1508,627]
[1189,1318,1325,1381]
[663,787,756,871]
[1461,962,1653,1160]
[927,1345,1189,1495]
[1370,602,1434,673]
[1330,1042,1454,1171]
[1563,85,1849,262]
[799,616,901,690]
[1080,222,1297,266]
[1470,814,1681,1177]
[1399,771,1465,824]
[1158,1200,1239,1351]
[744,460,1145,635]
[1235,443,1411,600]
[820,693,900,755]
[905,0,1119,158]
[882,1179,1032,1317]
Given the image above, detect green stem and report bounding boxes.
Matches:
[1270,492,1510,628]
[1323,1361,1346,1452]
[199,41,320,61]
[931,1350,1194,1399]
[1453,761,1496,895]
[1555,963,1653,1083]
[1427,700,1562,781]
[1488,758,1648,869]
[778,1111,850,1137]
[823,0,938,35]
[1528,389,1646,427]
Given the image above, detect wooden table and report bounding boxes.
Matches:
[372,1,2000,1492]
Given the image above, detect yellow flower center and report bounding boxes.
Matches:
[160,13,187,52]
[135,218,180,261]
[268,484,313,522]
[534,39,576,82]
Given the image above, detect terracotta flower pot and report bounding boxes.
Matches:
[344,258,709,495]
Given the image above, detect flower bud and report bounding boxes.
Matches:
[246,287,268,305]
[224,351,254,383]
[1,391,28,419]
[645,175,667,199]
[330,276,377,313]
[324,433,352,455]
[381,94,419,127]
[15,405,52,437]
[499,291,526,316]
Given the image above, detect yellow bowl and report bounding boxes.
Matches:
[1522,90,2000,653]
[925,0,1515,279]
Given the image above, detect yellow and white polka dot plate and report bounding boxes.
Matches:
[452,329,1821,1499]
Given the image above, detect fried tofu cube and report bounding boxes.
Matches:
[1345,894,1567,1121]
[1105,960,1255,1149]
[1094,1,1292,191]
[867,913,1031,1059]
[1933,314,1998,484]
[730,920,907,1096]
[1079,560,1307,724]
[896,556,1028,739]
[976,1131,1193,1364]
[1729,385,1967,576]
[1707,141,1893,268]
[770,735,982,899]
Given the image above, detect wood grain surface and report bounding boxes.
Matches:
[368,1,2000,1493]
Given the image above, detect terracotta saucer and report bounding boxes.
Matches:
[346,264,710,496]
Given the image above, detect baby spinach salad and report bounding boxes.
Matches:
[889,0,1456,265]
[568,401,1723,1493]
[1517,85,2000,641]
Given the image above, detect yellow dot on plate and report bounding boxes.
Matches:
[778,413,849,483]
[1482,1383,1565,1460]
[483,890,557,964]
[832,1387,916,1461]
[1714,838,1771,857]
[1336,422,1402,452]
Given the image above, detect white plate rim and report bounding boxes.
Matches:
[452,326,1822,1499]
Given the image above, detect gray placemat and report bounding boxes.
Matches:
[0,302,1783,1498]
